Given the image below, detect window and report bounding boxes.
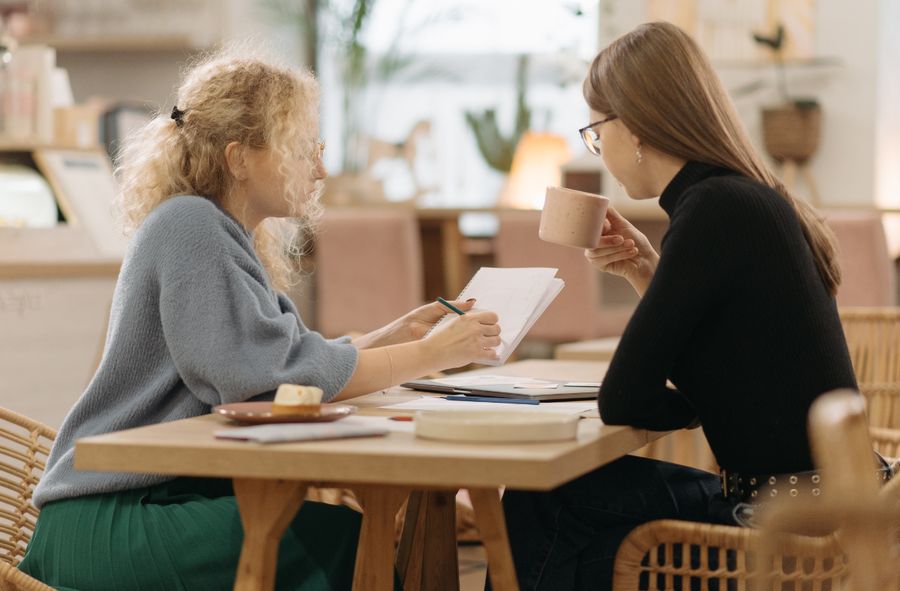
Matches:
[318,0,599,207]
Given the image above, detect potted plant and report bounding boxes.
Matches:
[753,24,822,164]
[464,55,532,175]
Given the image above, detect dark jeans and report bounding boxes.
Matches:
[491,455,738,591]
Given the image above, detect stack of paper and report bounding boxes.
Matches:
[382,398,597,415]
[215,422,388,444]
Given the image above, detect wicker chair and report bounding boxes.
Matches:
[860,384,900,429]
[0,408,56,591]
[612,388,900,591]
[612,518,847,590]
[840,307,900,385]
[854,384,900,466]
[804,390,900,590]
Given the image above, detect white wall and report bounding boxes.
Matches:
[598,0,884,207]
[809,0,880,205]
[876,0,900,209]
[875,0,900,257]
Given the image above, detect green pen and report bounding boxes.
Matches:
[436,296,465,315]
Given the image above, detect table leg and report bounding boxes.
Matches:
[469,487,519,591]
[233,478,308,591]
[440,218,467,297]
[800,164,820,205]
[353,485,411,591]
[781,159,798,192]
[396,490,459,591]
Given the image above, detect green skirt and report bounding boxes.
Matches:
[19,477,361,591]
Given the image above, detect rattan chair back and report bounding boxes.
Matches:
[808,390,899,591]
[0,408,56,591]
[840,308,900,385]
[612,519,847,591]
[613,388,895,591]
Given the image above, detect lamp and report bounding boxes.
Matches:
[498,131,571,209]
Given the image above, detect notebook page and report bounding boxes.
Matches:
[431,267,562,364]
[497,277,565,364]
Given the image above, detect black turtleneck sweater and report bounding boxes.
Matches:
[598,161,857,474]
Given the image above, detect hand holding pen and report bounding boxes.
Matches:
[396,298,478,342]
[424,297,501,367]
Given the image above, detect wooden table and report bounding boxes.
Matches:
[554,337,621,362]
[75,360,664,591]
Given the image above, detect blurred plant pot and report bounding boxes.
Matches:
[322,173,386,206]
[761,103,822,163]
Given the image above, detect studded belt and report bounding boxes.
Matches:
[720,452,893,503]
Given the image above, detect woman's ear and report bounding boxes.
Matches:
[628,131,642,150]
[617,119,642,150]
[224,141,248,181]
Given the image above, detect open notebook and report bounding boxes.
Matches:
[431,267,564,365]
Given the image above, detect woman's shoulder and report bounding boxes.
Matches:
[682,174,793,219]
[146,195,232,230]
[137,195,249,250]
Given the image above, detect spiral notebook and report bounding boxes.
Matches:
[431,267,564,365]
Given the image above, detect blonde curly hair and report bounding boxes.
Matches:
[115,46,323,291]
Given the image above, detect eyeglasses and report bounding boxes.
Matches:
[578,115,617,156]
[294,139,325,161]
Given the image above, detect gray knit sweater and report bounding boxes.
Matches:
[34,196,358,508]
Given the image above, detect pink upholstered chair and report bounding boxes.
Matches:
[314,208,424,338]
[493,210,633,342]
[825,211,896,307]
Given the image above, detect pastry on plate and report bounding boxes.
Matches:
[272,384,324,415]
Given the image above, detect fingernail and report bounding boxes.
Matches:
[466,298,476,303]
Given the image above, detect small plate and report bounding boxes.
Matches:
[213,402,357,424]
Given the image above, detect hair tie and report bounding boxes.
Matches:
[171,106,185,127]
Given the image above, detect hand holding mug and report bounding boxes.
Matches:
[584,205,658,285]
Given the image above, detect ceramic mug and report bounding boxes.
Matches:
[539,186,610,249]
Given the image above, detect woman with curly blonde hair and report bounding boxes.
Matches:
[19,48,500,590]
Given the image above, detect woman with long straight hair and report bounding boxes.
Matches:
[496,21,869,590]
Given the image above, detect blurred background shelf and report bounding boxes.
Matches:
[713,55,842,69]
[19,34,199,52]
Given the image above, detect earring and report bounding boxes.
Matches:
[635,146,643,165]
